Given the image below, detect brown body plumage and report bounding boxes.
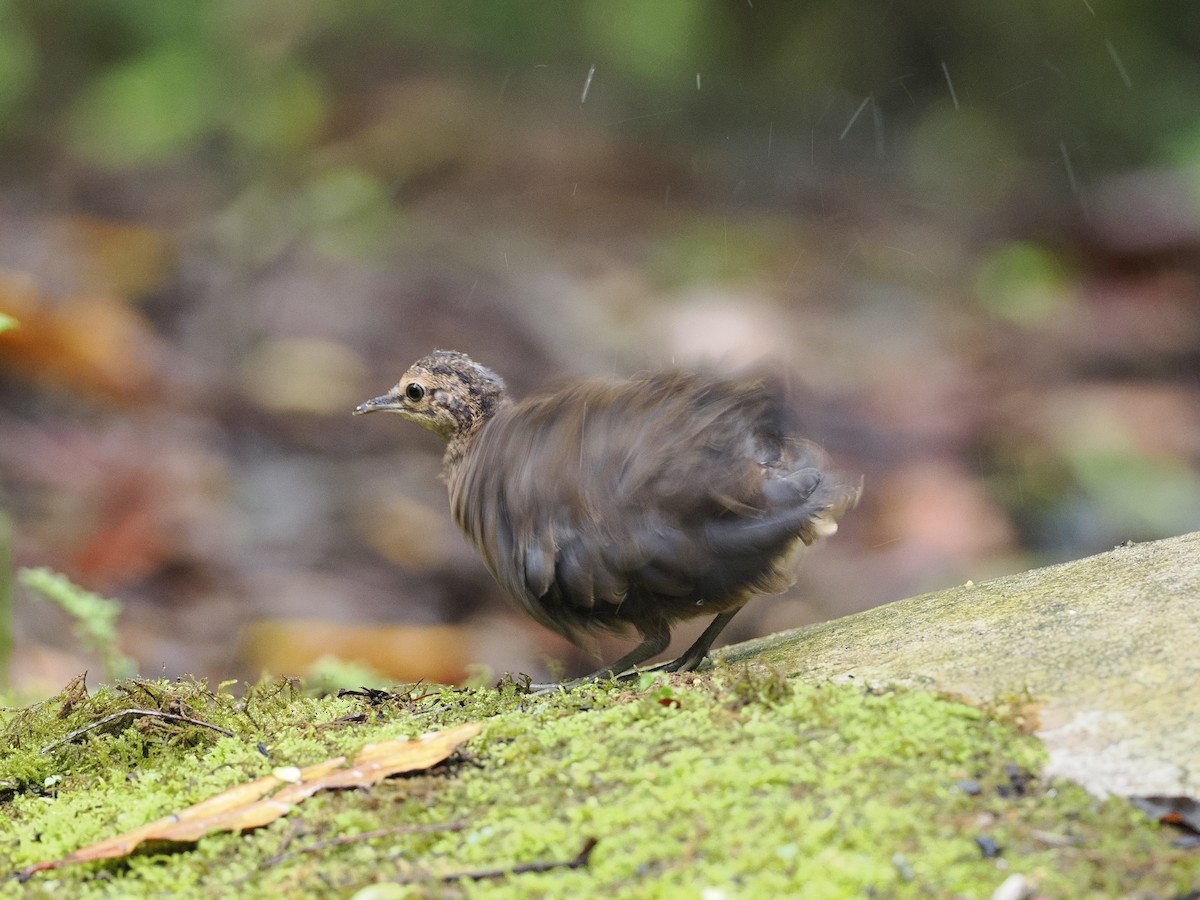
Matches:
[356,350,858,681]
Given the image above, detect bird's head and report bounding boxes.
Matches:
[354,349,508,442]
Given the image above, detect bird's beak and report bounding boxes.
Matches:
[353,394,402,416]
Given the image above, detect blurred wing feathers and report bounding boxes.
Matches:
[450,370,856,642]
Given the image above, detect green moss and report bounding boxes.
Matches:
[1,670,1193,897]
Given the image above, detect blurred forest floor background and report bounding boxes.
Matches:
[2,2,1199,690]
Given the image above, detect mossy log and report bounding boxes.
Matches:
[722,531,1200,798]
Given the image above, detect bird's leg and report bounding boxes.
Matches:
[529,630,671,691]
[658,608,742,673]
[583,630,672,681]
[530,608,742,692]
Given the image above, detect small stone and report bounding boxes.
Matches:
[991,873,1033,900]
[975,834,1002,858]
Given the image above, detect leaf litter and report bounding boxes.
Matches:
[18,721,481,881]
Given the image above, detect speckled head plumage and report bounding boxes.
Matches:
[353,350,508,444]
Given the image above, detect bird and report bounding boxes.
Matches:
[355,349,859,683]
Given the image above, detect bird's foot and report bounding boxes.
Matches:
[525,657,711,695]
[526,668,637,694]
[527,678,585,694]
[640,652,711,675]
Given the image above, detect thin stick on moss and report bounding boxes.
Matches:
[41,708,235,754]
[437,837,598,883]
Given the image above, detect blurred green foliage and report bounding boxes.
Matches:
[4,0,1199,181]
[1070,451,1200,538]
[1057,408,1200,541]
[67,43,226,165]
[974,242,1072,326]
[18,568,135,681]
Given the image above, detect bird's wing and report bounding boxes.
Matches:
[452,373,856,642]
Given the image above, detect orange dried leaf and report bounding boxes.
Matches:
[19,722,481,880]
[237,619,474,685]
[0,273,166,404]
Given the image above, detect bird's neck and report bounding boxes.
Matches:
[441,433,472,481]
[440,400,507,482]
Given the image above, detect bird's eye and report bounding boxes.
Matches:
[404,382,426,402]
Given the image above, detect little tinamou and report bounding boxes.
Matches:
[355,350,858,682]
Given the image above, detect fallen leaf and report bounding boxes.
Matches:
[0,272,166,404]
[238,619,474,684]
[19,722,481,880]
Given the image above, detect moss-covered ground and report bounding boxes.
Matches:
[1,670,1195,897]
